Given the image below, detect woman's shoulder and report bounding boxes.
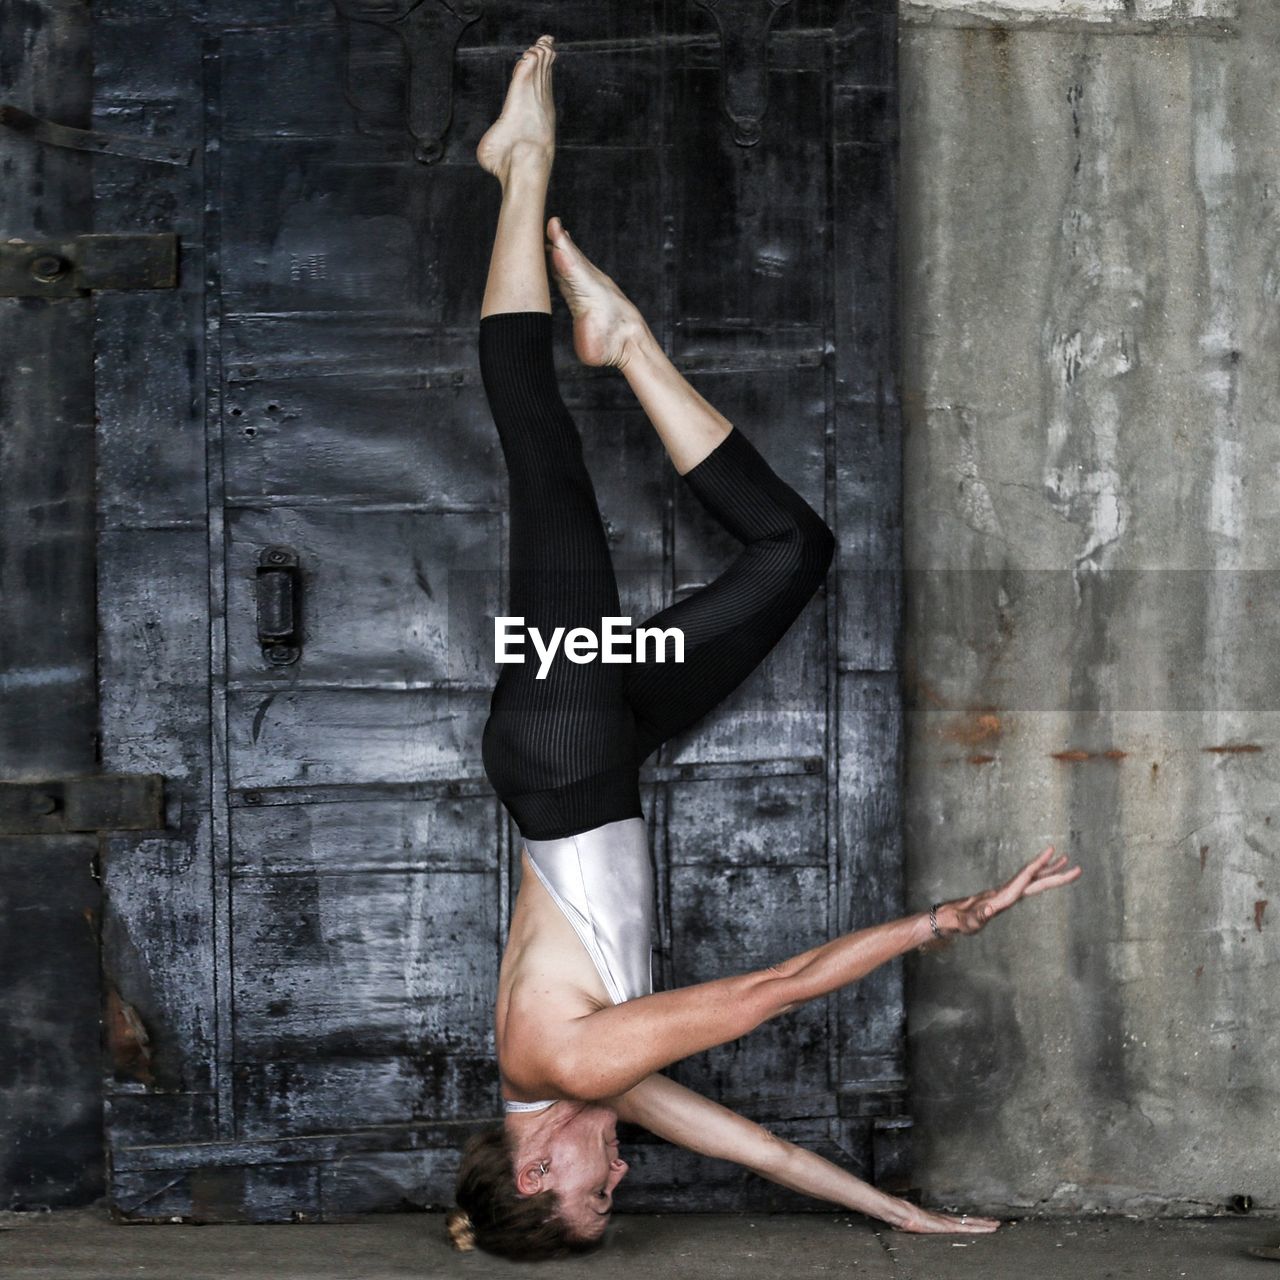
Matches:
[498,977,608,1095]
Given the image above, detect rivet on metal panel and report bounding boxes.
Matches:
[30,254,67,282]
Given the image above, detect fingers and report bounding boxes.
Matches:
[1009,844,1056,885]
[941,845,1081,926]
[1021,864,1084,896]
[1033,853,1068,873]
[995,844,1058,899]
[1030,853,1071,880]
[894,1209,1003,1234]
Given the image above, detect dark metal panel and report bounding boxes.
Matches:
[113,1163,324,1223]
[218,139,662,332]
[94,0,334,19]
[833,10,898,89]
[95,524,216,1163]
[225,507,502,686]
[92,68,209,540]
[836,671,905,1081]
[664,774,831,1111]
[97,531,212,790]
[100,815,218,1095]
[95,0,904,1223]
[231,794,496,876]
[222,375,505,509]
[92,6,220,1182]
[108,1115,866,1216]
[97,492,218,1149]
[235,1055,495,1138]
[835,400,901,671]
[0,0,101,1210]
[0,302,98,773]
[95,274,211,529]
[104,1092,219,1148]
[225,689,492,789]
[219,23,664,156]
[670,48,828,361]
[231,868,498,1057]
[832,142,897,407]
[317,1150,458,1215]
[217,143,429,319]
[0,838,102,1207]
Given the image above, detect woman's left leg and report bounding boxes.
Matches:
[476,36,642,841]
[477,35,555,318]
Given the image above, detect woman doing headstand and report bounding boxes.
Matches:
[447,35,1083,1262]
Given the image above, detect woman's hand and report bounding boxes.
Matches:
[938,844,1082,938]
[890,1201,1002,1233]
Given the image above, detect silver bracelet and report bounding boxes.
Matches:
[928,902,943,938]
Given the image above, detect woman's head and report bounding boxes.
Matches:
[447,1104,630,1260]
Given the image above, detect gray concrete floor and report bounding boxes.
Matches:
[2,1208,1278,1278]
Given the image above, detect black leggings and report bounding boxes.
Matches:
[478,311,835,840]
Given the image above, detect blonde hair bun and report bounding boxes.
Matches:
[446,1205,476,1251]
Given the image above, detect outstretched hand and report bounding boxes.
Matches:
[936,845,1082,938]
[892,1203,1002,1234]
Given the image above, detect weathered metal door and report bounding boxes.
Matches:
[96,0,903,1220]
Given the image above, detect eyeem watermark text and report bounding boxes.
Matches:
[495,616,684,680]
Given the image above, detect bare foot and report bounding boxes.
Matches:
[545,215,647,369]
[476,35,557,184]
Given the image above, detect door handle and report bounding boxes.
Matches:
[256,546,302,666]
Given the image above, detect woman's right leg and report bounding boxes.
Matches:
[546,221,836,760]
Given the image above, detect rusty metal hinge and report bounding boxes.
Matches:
[0,775,165,835]
[0,233,178,298]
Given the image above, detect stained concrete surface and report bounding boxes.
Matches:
[1,1209,1277,1279]
[899,0,1280,1217]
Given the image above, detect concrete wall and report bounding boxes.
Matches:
[898,0,1277,1214]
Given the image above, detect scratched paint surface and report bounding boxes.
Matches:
[90,2,905,1219]
[900,2,1279,1212]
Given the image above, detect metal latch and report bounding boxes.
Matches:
[0,234,178,297]
[256,546,303,666]
[0,774,165,835]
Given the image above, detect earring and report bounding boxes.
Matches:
[537,1161,548,1175]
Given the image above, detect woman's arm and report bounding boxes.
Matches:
[611,1073,996,1233]
[551,913,928,1099]
[549,845,1081,1101]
